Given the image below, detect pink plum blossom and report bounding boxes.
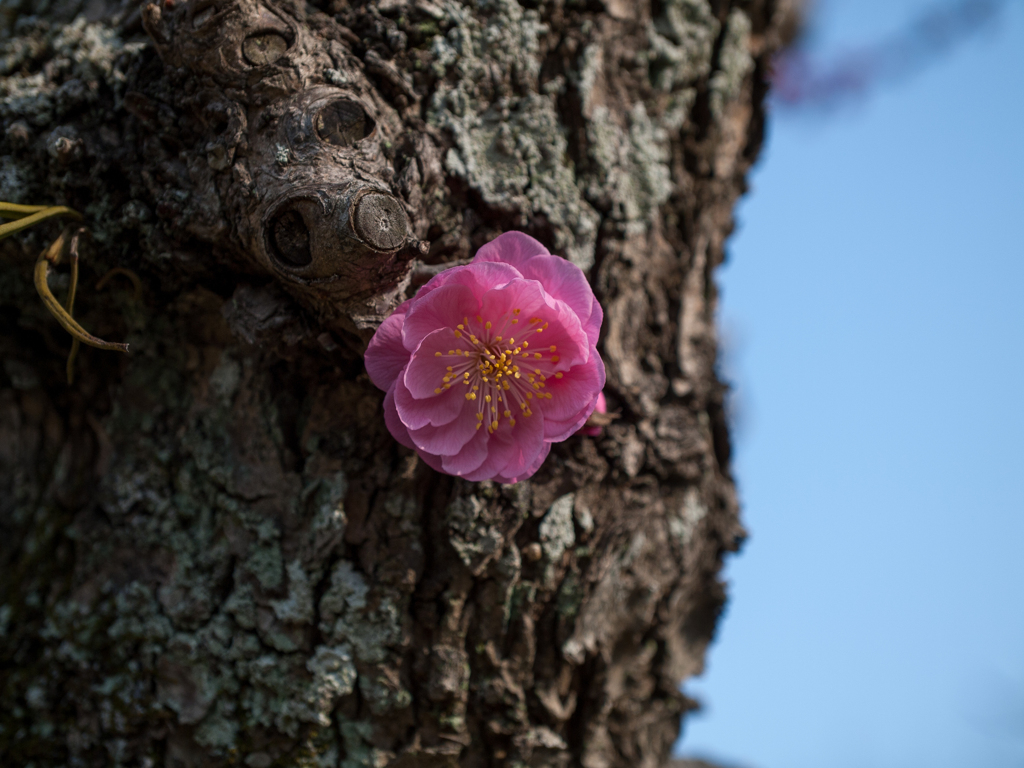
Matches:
[365,231,605,483]
[583,392,607,437]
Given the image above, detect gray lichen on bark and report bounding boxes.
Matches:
[0,0,797,766]
[428,1,599,270]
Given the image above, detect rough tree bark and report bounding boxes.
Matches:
[0,0,795,765]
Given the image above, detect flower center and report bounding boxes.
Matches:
[432,309,563,433]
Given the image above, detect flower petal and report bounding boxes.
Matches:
[383,384,416,450]
[412,261,523,308]
[495,442,551,484]
[516,255,599,342]
[543,402,595,442]
[395,367,466,430]
[583,295,603,347]
[540,350,606,424]
[472,231,549,270]
[402,283,479,353]
[365,303,411,391]
[405,388,480,456]
[480,281,589,369]
[403,328,475,401]
[440,424,491,477]
[462,406,545,482]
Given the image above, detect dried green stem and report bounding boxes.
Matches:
[0,206,82,238]
[33,229,129,355]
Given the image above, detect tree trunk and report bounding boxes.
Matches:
[0,0,792,765]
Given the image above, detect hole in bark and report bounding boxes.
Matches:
[243,33,289,66]
[352,192,407,252]
[268,209,312,268]
[315,100,375,147]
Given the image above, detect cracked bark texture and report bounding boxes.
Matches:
[0,0,796,766]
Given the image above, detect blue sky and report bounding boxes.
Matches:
[675,2,1024,767]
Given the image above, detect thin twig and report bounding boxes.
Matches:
[0,206,82,239]
[34,230,129,354]
[0,202,50,219]
[65,228,85,384]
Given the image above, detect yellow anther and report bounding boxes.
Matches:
[485,321,492,330]
[526,393,533,399]
[534,353,542,359]
[513,308,521,315]
[503,410,512,418]
[503,381,511,389]
[523,409,532,417]
[476,423,482,430]
[491,420,499,430]
[435,351,442,357]
[476,315,482,323]
[458,324,465,330]
[550,345,556,352]
[435,388,443,394]
[485,395,492,403]
[477,413,484,421]
[466,393,476,400]
[534,369,541,375]
[512,319,519,324]
[555,372,563,379]
[454,330,462,338]
[522,341,529,348]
